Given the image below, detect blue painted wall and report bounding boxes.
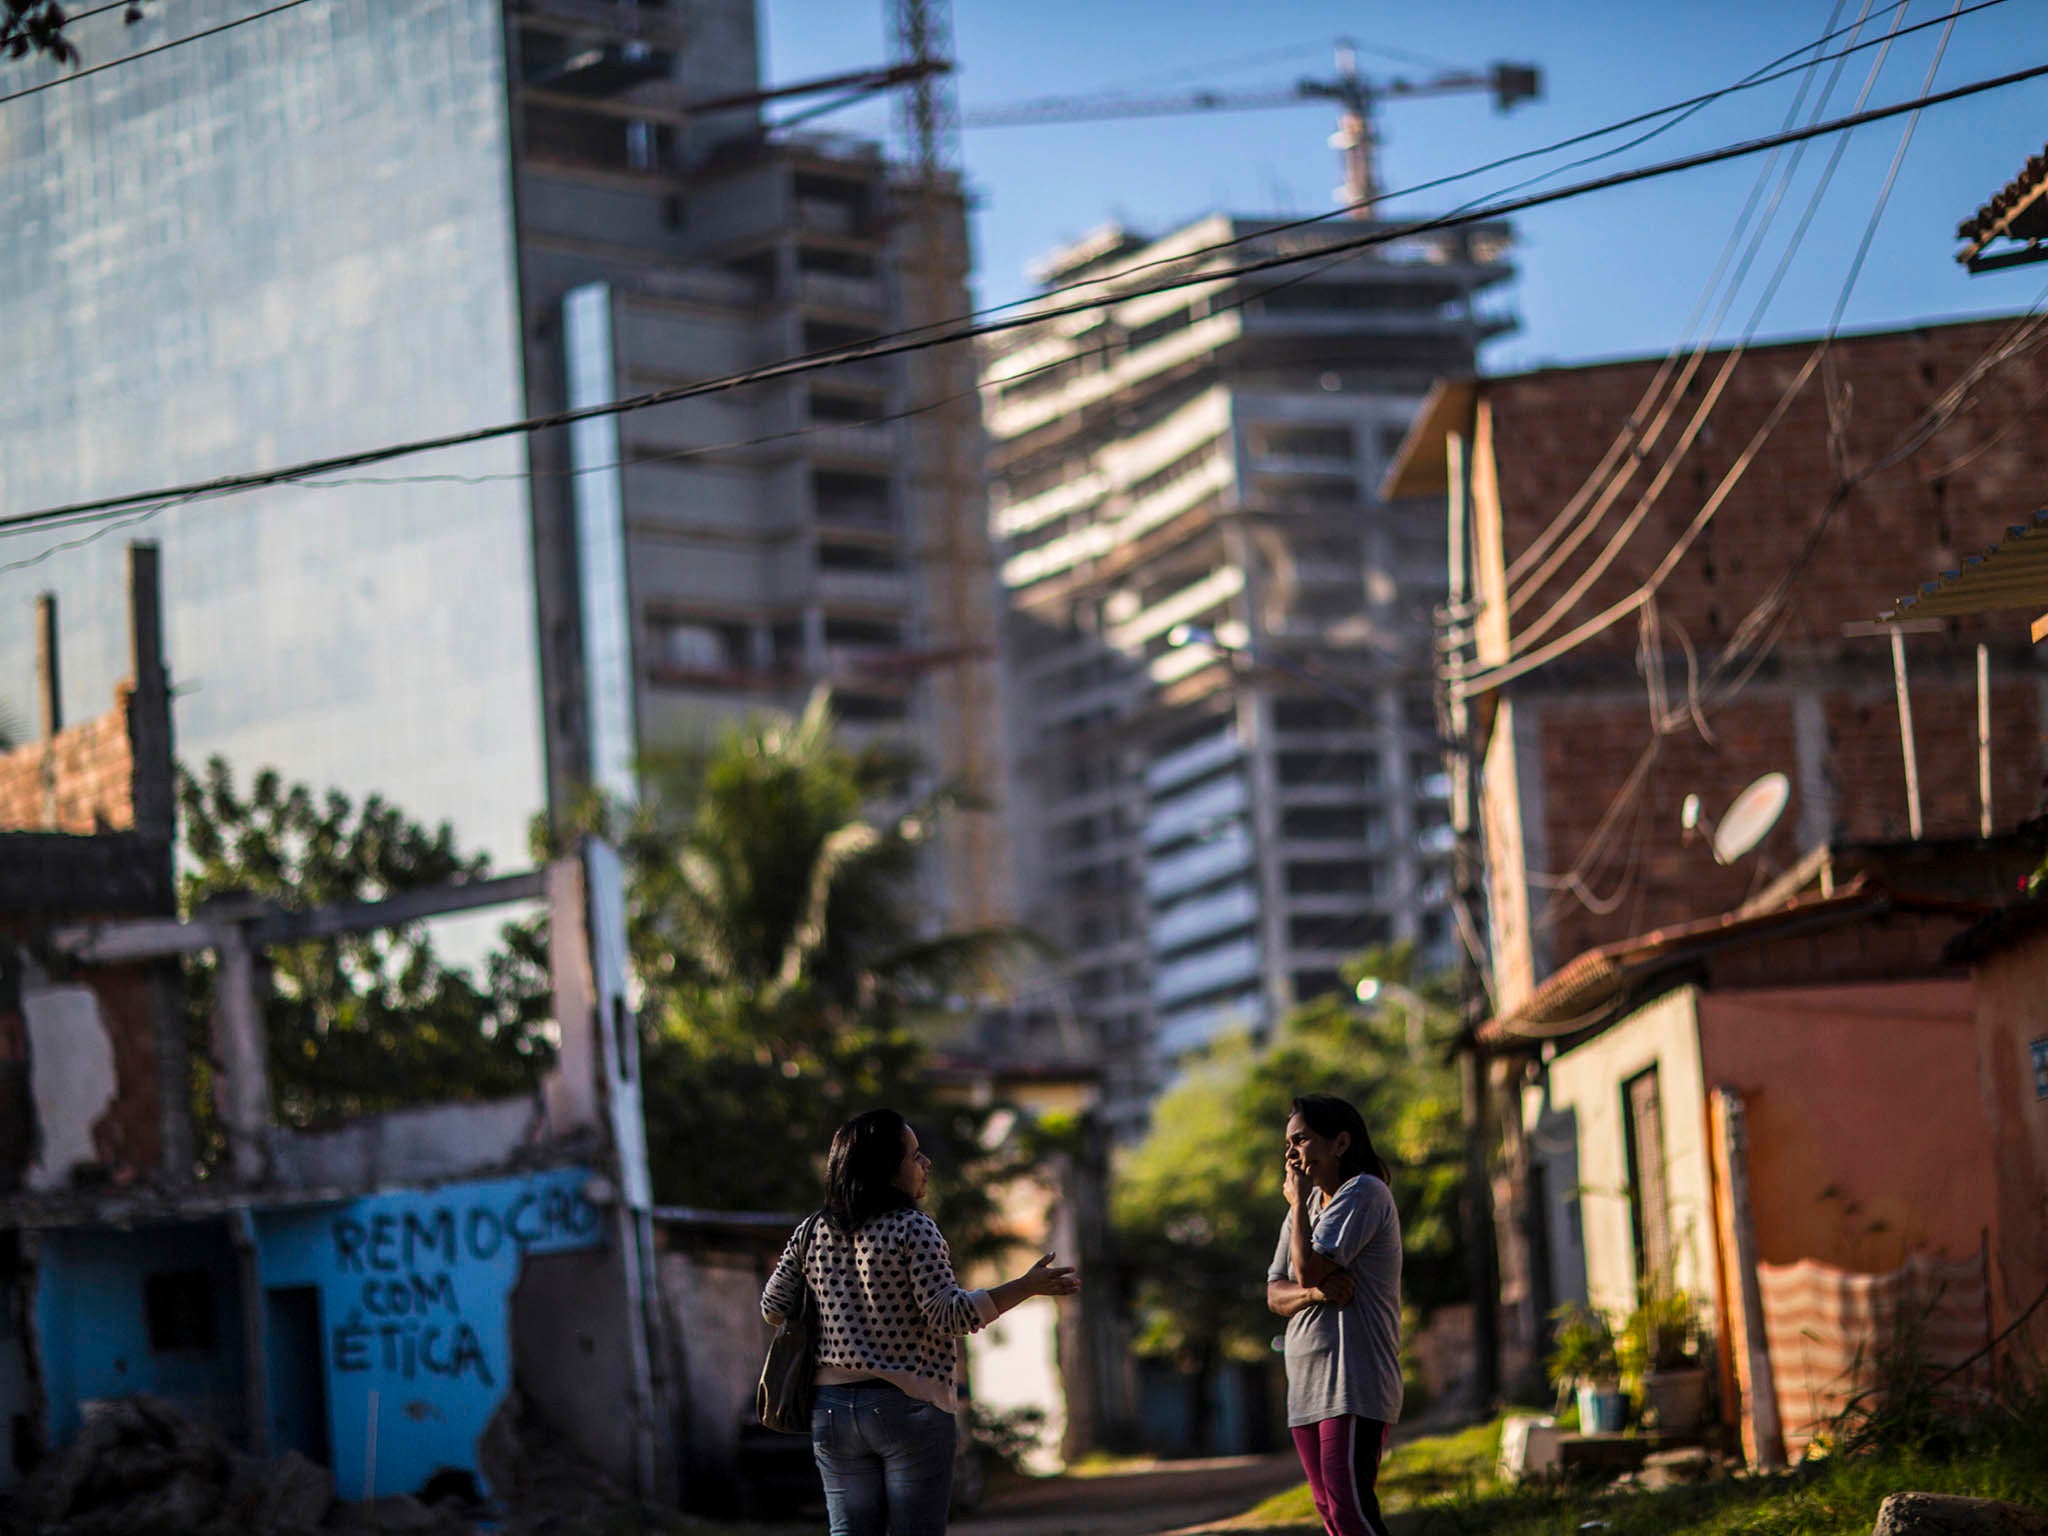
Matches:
[253,1167,605,1499]
[33,1222,247,1447]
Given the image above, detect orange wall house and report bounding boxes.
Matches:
[1697,982,1997,1276]
[1489,873,2045,1463]
[1954,919,2048,1360]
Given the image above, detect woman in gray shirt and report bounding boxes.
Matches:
[1266,1094,1402,1536]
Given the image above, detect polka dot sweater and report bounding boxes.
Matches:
[761,1207,996,1413]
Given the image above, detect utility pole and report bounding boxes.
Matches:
[1439,400,1501,1408]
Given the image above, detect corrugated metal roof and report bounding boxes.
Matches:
[1957,144,2048,259]
[1883,507,2048,620]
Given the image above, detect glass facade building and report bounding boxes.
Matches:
[0,0,545,867]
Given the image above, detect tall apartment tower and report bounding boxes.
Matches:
[516,0,1009,923]
[979,216,1514,1130]
[0,0,1007,924]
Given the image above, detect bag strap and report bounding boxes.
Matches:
[788,1210,824,1320]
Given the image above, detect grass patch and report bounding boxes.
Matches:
[1213,1400,2048,1536]
[1237,1415,1507,1525]
[1063,1450,1170,1478]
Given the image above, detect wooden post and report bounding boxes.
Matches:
[34,592,59,739]
[1977,644,1992,838]
[1712,1087,1784,1468]
[1889,629,1922,840]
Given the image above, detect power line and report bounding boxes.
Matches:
[1501,0,1877,606]
[1465,0,1964,701]
[0,0,2002,484]
[47,0,149,30]
[964,0,1996,331]
[0,0,318,109]
[0,0,2006,391]
[1526,294,2048,928]
[9,56,2047,545]
[1503,0,1910,659]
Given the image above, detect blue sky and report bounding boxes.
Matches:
[761,0,2048,372]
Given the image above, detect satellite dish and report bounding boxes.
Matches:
[1712,772,1790,865]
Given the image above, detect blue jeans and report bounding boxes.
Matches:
[811,1381,958,1536]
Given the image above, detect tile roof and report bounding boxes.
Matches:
[1957,144,2048,264]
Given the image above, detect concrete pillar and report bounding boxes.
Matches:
[209,915,273,1185]
[126,543,176,842]
[34,592,59,740]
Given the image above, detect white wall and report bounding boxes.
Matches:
[1544,987,1717,1319]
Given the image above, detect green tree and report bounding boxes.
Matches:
[539,691,1033,1252]
[4,1,145,66]
[1112,945,1466,1445]
[177,757,553,1163]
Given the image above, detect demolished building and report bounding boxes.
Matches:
[0,546,672,1508]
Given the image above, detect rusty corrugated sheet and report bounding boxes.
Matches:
[1884,507,2048,621]
[1756,1253,1991,1460]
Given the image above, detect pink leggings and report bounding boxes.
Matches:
[1289,1416,1390,1536]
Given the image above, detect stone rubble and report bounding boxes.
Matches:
[0,1393,654,1536]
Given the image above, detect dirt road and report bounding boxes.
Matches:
[958,1452,1305,1536]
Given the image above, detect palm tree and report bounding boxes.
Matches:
[545,689,1035,1216]
[574,687,1027,1025]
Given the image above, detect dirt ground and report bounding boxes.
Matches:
[956,1452,1305,1536]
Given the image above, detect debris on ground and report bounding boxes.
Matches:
[1872,1491,2048,1536]
[0,1392,667,1536]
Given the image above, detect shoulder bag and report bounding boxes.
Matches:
[756,1211,823,1434]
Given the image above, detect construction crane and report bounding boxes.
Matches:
[964,40,1542,214]
[888,0,1006,929]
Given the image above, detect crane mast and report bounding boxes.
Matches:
[889,0,1002,927]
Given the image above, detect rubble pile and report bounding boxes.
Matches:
[0,1395,329,1535]
[1,1394,648,1536]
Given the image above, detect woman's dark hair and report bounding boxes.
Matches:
[824,1108,917,1231]
[1291,1093,1390,1184]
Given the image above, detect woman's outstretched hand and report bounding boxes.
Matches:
[1024,1253,1080,1296]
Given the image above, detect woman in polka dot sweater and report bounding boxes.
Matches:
[763,1108,1079,1536]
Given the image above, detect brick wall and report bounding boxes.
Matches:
[1483,318,2048,977]
[0,957,165,1191]
[0,685,138,833]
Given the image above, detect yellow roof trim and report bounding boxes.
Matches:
[1379,378,1477,501]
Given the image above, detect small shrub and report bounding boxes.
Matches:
[1546,1303,1617,1396]
[969,1402,1049,1475]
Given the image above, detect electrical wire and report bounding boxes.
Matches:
[1505,0,1906,656]
[0,0,2006,386]
[1522,192,2044,925]
[0,0,318,108]
[1529,295,2048,929]
[1503,0,1876,611]
[960,0,1991,340]
[1467,0,1962,702]
[10,57,2046,545]
[1177,0,1898,376]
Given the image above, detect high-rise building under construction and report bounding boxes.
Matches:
[0,0,1006,926]
[979,214,1516,1130]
